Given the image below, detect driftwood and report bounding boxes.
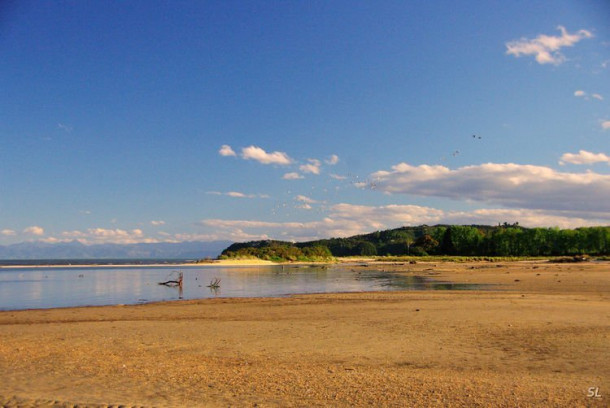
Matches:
[159,271,183,287]
[207,277,221,288]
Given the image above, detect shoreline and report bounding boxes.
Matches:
[1,261,608,406]
[0,258,278,269]
[2,255,605,269]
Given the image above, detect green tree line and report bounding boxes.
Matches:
[220,240,333,262]
[220,224,610,260]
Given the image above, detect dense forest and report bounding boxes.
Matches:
[220,224,610,262]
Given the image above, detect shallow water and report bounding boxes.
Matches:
[0,265,484,310]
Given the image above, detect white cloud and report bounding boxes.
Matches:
[329,203,443,228]
[450,208,602,229]
[574,90,604,101]
[197,202,606,242]
[23,226,44,236]
[241,145,292,165]
[326,154,339,165]
[151,220,166,226]
[60,228,158,245]
[330,174,347,180]
[295,195,318,204]
[222,145,339,180]
[329,204,603,230]
[370,162,610,214]
[283,172,304,180]
[506,26,593,65]
[601,120,610,130]
[219,144,237,157]
[226,191,250,198]
[299,159,322,175]
[199,217,366,242]
[172,232,244,242]
[39,237,62,244]
[207,191,268,199]
[560,150,610,165]
[1,229,16,236]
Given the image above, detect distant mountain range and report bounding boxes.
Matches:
[0,240,233,260]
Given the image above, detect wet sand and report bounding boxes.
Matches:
[0,261,608,407]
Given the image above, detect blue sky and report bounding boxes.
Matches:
[1,1,609,245]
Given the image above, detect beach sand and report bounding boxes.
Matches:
[0,261,608,407]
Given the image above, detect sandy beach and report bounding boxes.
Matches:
[0,261,608,407]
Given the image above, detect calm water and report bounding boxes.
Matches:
[0,264,483,311]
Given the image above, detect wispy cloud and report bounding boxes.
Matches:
[299,159,322,175]
[220,144,340,180]
[226,192,252,198]
[506,26,593,65]
[57,123,73,133]
[1,229,16,236]
[207,191,269,199]
[241,145,292,165]
[560,150,610,165]
[198,218,364,242]
[151,220,166,226]
[602,120,610,130]
[329,204,604,230]
[197,202,606,242]
[220,144,340,183]
[294,195,318,209]
[23,226,45,236]
[574,90,604,101]
[283,172,304,180]
[295,195,318,204]
[370,161,610,214]
[219,144,237,157]
[60,228,158,245]
[325,154,339,165]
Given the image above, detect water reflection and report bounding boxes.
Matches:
[0,265,489,310]
[358,272,485,291]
